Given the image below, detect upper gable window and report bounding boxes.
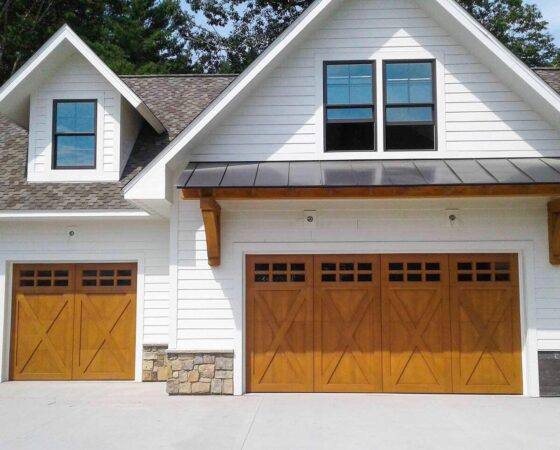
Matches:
[384,61,436,151]
[53,100,97,169]
[324,62,375,152]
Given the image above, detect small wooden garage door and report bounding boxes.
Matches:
[10,263,137,381]
[246,254,522,394]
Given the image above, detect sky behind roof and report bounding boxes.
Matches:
[187,1,560,43]
[533,0,560,42]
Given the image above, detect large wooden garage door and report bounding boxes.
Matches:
[246,254,522,394]
[10,263,137,381]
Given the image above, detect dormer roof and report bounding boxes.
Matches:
[0,25,165,133]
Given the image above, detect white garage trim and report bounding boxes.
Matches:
[0,251,147,382]
[228,240,538,397]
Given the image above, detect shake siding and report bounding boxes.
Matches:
[175,198,560,352]
[190,0,560,161]
[28,53,122,181]
[0,220,170,344]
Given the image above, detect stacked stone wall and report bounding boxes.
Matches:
[166,352,234,395]
[142,345,170,382]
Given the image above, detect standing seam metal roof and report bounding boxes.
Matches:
[178,158,560,189]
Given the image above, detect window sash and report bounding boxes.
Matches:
[53,100,97,169]
[383,60,436,151]
[326,105,375,124]
[324,61,376,152]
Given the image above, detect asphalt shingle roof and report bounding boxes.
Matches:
[535,69,560,93]
[1,69,560,211]
[0,75,235,211]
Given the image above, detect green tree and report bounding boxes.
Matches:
[0,0,192,83]
[187,0,560,72]
[459,0,558,67]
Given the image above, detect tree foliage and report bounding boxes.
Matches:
[459,0,558,67]
[0,0,192,83]
[0,0,558,85]
[187,0,560,72]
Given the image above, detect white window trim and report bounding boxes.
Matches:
[27,91,122,183]
[314,50,446,159]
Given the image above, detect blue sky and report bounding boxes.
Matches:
[533,0,560,42]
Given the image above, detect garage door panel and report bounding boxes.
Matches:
[247,256,314,392]
[450,255,522,394]
[72,293,136,380]
[11,265,75,381]
[12,293,75,380]
[381,255,453,393]
[314,255,382,392]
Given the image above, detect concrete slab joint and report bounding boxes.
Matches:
[166,351,234,395]
[142,345,170,382]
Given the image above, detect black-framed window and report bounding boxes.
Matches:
[53,100,97,169]
[384,61,436,151]
[324,62,375,152]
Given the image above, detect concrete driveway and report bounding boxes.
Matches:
[0,382,559,450]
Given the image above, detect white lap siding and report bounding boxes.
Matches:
[174,197,560,394]
[0,219,170,345]
[189,0,560,161]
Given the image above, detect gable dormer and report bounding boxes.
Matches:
[0,25,165,183]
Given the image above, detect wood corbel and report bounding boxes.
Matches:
[548,199,560,265]
[200,196,221,267]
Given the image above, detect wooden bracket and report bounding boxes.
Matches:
[548,199,560,265]
[200,196,221,267]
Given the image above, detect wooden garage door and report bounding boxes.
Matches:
[246,254,522,394]
[10,263,137,381]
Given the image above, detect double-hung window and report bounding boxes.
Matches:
[53,100,97,169]
[324,62,375,152]
[384,61,436,151]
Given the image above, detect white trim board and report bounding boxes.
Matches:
[0,251,147,383]
[219,240,539,397]
[0,25,164,133]
[0,211,151,220]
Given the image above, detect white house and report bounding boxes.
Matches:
[1,0,560,397]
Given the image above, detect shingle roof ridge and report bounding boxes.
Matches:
[119,73,238,78]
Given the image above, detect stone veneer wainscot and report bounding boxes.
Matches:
[166,351,234,395]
